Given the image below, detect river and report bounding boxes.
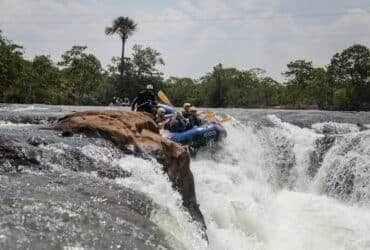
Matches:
[1,104,370,250]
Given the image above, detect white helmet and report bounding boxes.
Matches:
[146,84,154,90]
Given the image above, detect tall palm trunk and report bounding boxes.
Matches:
[120,37,126,94]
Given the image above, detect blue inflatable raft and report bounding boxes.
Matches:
[164,123,227,147]
[152,103,227,147]
[151,103,175,114]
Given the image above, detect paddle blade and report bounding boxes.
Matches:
[219,116,232,125]
[157,90,173,106]
[203,112,217,121]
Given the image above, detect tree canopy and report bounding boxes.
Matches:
[0,30,369,111]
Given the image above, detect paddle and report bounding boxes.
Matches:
[157,90,173,107]
[203,112,216,121]
[219,116,232,125]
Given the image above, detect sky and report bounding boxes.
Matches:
[1,0,370,81]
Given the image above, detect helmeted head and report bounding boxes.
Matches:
[190,106,197,115]
[146,84,154,90]
[183,103,191,111]
[173,111,182,118]
[157,108,165,116]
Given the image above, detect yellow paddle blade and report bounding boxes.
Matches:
[219,116,232,125]
[157,90,173,106]
[203,112,216,121]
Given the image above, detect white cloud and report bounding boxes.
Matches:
[0,0,369,81]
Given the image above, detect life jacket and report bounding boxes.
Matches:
[168,117,187,133]
[188,115,203,129]
[182,110,191,119]
[131,90,156,112]
[155,115,167,124]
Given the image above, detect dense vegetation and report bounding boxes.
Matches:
[1,26,369,110]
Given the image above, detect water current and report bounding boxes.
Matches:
[1,104,370,250]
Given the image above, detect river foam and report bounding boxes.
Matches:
[62,114,370,249]
[2,104,370,249]
[189,116,370,249]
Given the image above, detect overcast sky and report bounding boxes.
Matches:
[1,0,370,81]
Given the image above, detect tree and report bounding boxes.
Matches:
[0,30,25,101]
[58,45,103,104]
[105,16,137,94]
[105,44,165,99]
[131,45,164,77]
[306,68,330,109]
[30,55,61,103]
[328,44,370,110]
[162,77,202,106]
[283,60,315,88]
[283,60,315,105]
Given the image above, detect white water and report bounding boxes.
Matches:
[0,121,33,127]
[80,116,370,249]
[190,116,370,249]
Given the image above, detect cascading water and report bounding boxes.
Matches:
[1,104,370,249]
[189,115,370,250]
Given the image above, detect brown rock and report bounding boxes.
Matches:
[54,111,206,231]
[0,137,39,172]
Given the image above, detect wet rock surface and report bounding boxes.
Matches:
[0,134,175,249]
[0,105,207,248]
[0,136,130,178]
[54,110,206,230]
[0,171,171,249]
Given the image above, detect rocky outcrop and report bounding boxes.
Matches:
[0,165,173,249]
[0,135,176,249]
[0,136,130,178]
[54,111,206,231]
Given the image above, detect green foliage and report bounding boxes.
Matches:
[328,44,370,110]
[0,31,25,100]
[131,45,165,77]
[162,77,202,106]
[0,28,369,111]
[283,60,315,88]
[162,66,282,108]
[106,44,165,99]
[58,46,103,104]
[105,17,137,40]
[332,88,350,110]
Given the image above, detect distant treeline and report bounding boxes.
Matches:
[1,30,369,110]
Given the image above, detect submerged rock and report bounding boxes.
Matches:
[54,110,206,231]
[0,136,130,178]
[0,171,173,249]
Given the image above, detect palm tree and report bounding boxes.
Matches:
[105,16,137,86]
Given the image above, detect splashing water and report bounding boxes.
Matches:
[76,114,370,249]
[81,114,370,250]
[187,115,370,250]
[2,104,370,249]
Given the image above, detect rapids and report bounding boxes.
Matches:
[1,104,370,249]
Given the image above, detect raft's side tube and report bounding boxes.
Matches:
[151,103,175,114]
[169,124,226,146]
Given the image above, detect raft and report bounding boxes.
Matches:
[152,103,175,114]
[163,123,227,148]
[153,103,227,147]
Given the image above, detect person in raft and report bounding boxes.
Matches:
[155,108,171,129]
[131,84,156,113]
[187,106,204,129]
[167,111,187,133]
[182,103,192,119]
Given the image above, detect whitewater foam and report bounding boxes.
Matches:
[312,122,360,134]
[37,114,370,249]
[0,121,33,127]
[190,116,370,250]
[114,156,207,250]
